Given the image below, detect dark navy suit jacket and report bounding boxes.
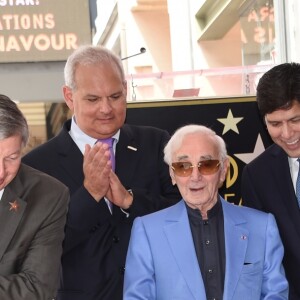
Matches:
[22,119,180,300]
[242,143,300,299]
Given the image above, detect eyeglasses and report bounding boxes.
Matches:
[171,160,220,177]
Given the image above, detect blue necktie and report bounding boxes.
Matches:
[296,158,300,208]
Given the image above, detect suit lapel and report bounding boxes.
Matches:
[56,121,85,185]
[115,125,139,186]
[222,200,248,300]
[163,201,206,300]
[270,146,300,237]
[272,147,296,206]
[0,176,27,261]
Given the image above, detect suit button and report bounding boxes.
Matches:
[119,267,125,274]
[113,236,120,243]
[89,226,97,233]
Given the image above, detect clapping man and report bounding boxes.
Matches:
[22,45,180,300]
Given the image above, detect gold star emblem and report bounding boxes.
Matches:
[9,200,19,212]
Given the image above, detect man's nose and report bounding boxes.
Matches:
[190,165,202,180]
[99,98,113,113]
[281,123,293,139]
[0,160,6,178]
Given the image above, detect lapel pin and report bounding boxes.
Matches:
[127,146,137,151]
[9,200,19,212]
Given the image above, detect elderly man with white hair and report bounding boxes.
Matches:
[124,124,288,300]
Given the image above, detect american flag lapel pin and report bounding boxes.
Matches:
[9,200,19,212]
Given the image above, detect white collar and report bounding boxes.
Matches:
[69,116,120,154]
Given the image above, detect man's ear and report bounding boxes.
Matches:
[63,86,74,110]
[170,167,177,186]
[220,157,229,184]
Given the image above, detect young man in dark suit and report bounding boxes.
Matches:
[0,94,69,300]
[241,62,300,299]
[22,45,181,300]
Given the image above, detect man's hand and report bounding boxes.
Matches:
[106,172,133,209]
[83,143,112,202]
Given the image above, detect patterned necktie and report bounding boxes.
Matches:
[296,158,300,208]
[98,137,115,171]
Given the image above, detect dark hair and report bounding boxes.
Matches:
[256,62,300,116]
[0,94,29,147]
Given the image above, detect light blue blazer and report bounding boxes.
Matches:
[124,198,288,300]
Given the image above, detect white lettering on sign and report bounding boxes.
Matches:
[0,14,55,30]
[0,33,77,51]
[0,0,91,62]
[0,0,39,6]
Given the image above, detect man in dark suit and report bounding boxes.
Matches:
[22,45,180,300]
[241,62,300,299]
[0,94,69,300]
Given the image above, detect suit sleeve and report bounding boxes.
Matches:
[123,217,156,300]
[241,164,264,210]
[0,186,69,300]
[262,213,289,299]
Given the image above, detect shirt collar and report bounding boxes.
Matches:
[0,189,4,201]
[186,196,222,220]
[69,116,120,154]
[288,156,300,190]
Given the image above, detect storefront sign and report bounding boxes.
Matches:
[0,0,91,62]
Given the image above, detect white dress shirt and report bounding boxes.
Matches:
[288,156,299,192]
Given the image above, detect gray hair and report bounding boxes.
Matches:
[164,124,227,167]
[64,45,125,90]
[0,94,29,147]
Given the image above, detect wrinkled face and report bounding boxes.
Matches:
[170,133,228,213]
[0,135,22,190]
[265,101,300,158]
[63,62,127,139]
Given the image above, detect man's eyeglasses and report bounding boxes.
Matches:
[171,160,220,177]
